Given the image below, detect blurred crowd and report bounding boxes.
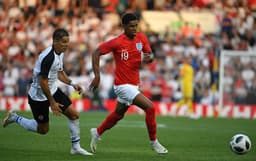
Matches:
[1,0,256,107]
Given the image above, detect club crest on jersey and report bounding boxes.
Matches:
[136,42,142,52]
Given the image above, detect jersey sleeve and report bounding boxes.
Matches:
[99,38,117,54]
[39,53,54,77]
[59,53,64,71]
[141,33,152,53]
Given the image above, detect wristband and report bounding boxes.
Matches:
[70,81,76,87]
[88,86,95,92]
[149,53,154,59]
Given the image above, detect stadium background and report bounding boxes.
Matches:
[1,0,256,119]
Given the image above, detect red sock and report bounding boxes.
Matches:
[145,107,157,141]
[97,112,123,135]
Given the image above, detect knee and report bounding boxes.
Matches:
[146,107,155,114]
[148,102,153,107]
[38,127,49,135]
[69,113,79,120]
[115,108,126,116]
[37,122,49,135]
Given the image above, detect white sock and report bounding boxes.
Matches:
[16,115,38,132]
[150,139,158,145]
[68,119,81,148]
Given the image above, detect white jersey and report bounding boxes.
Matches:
[28,46,64,101]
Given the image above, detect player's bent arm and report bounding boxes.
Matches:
[92,48,101,78]
[89,48,102,91]
[58,70,72,85]
[39,75,56,105]
[58,71,82,93]
[143,52,154,64]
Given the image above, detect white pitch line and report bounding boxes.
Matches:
[117,120,167,128]
[85,120,167,128]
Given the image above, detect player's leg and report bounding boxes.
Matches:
[91,84,136,153]
[184,87,198,118]
[93,84,136,136]
[133,93,157,140]
[63,106,92,155]
[29,95,50,134]
[2,95,50,134]
[97,102,127,135]
[54,89,92,156]
[90,102,128,153]
[176,85,186,108]
[186,87,194,112]
[176,98,185,108]
[133,93,168,154]
[185,97,193,112]
[2,110,38,132]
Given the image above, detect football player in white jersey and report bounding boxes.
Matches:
[2,28,92,156]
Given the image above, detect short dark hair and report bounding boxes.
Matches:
[121,13,138,25]
[53,28,69,41]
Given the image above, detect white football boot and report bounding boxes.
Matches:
[2,111,18,128]
[151,139,168,154]
[90,128,101,153]
[70,146,93,156]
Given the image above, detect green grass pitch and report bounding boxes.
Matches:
[0,111,255,161]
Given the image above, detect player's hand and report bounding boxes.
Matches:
[142,53,154,63]
[50,101,63,116]
[71,84,83,94]
[88,76,100,92]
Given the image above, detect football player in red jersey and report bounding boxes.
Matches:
[89,13,168,154]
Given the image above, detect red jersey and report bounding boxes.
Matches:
[99,32,152,85]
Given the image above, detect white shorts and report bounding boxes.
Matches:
[114,84,140,106]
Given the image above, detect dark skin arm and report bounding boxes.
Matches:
[89,48,101,92]
[39,75,62,116]
[142,52,154,64]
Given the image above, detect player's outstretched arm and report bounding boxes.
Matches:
[58,71,83,94]
[89,48,101,92]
